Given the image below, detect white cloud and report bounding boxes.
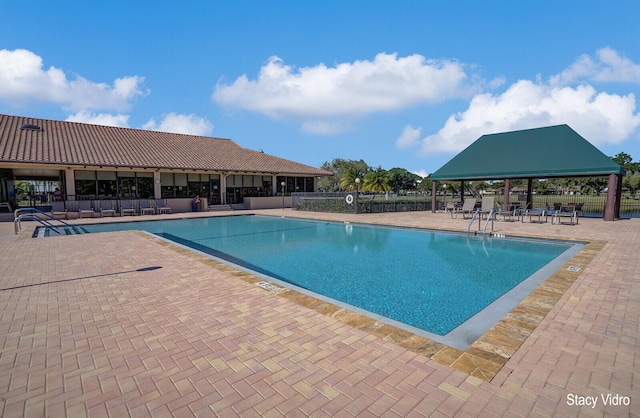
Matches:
[142,112,214,136]
[0,48,148,111]
[66,111,214,136]
[412,169,430,178]
[550,47,640,86]
[402,48,640,156]
[395,125,422,149]
[213,53,476,133]
[418,80,640,155]
[66,111,130,127]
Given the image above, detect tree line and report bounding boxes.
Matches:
[317,152,640,197]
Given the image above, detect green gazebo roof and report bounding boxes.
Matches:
[430,125,625,181]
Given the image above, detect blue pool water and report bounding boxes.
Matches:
[49,215,577,342]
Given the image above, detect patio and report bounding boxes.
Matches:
[0,209,637,417]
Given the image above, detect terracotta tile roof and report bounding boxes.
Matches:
[0,114,332,176]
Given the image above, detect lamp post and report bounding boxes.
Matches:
[354,178,360,214]
[442,183,447,212]
[281,181,286,210]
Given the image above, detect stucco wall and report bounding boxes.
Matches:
[244,196,291,209]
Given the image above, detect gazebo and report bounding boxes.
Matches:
[429,125,626,221]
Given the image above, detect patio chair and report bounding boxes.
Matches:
[452,198,477,219]
[495,201,520,222]
[552,205,578,225]
[0,201,12,212]
[139,199,155,215]
[77,200,96,218]
[119,200,136,216]
[480,196,497,219]
[154,199,172,214]
[444,202,456,215]
[521,202,547,223]
[574,202,584,217]
[51,201,68,219]
[98,200,117,217]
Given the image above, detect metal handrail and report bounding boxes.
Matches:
[14,207,73,235]
[482,209,494,237]
[467,209,480,234]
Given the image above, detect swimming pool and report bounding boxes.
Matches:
[43,215,582,349]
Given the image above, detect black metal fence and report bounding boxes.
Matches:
[293,192,640,218]
[293,192,433,214]
[509,194,640,218]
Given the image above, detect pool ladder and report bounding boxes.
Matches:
[467,208,494,238]
[14,207,75,235]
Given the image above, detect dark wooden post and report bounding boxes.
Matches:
[503,179,511,211]
[526,178,534,208]
[459,180,465,204]
[604,174,617,221]
[431,181,437,213]
[616,174,623,219]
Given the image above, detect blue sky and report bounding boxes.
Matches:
[1,1,639,176]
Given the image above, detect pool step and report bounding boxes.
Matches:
[209,205,233,211]
[34,226,85,237]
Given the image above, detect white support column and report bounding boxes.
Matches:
[65,168,76,199]
[221,174,228,205]
[153,172,161,199]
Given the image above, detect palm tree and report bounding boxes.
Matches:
[340,166,362,191]
[362,166,391,193]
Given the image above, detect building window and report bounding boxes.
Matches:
[174,173,188,197]
[276,176,314,195]
[75,170,155,199]
[160,172,220,203]
[74,170,97,197]
[160,172,189,198]
[224,174,274,204]
[160,172,174,198]
[117,173,136,198]
[97,171,117,197]
[188,173,209,200]
[137,172,154,198]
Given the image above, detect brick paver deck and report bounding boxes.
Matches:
[0,209,637,417]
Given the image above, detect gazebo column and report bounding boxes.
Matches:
[604,174,618,221]
[431,181,437,213]
[503,179,511,211]
[459,181,465,203]
[616,173,623,218]
[526,178,534,208]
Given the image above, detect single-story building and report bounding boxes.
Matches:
[0,113,332,213]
